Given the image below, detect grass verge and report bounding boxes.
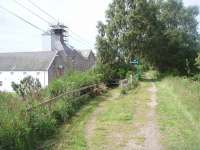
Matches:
[156,76,200,150]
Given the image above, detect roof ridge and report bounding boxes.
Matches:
[0,51,58,71]
[0,51,57,54]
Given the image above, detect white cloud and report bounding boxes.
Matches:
[0,0,112,52]
[184,0,200,6]
[0,0,199,52]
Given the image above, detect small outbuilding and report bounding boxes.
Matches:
[0,51,66,92]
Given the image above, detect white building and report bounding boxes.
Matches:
[0,24,96,92]
[0,51,59,92]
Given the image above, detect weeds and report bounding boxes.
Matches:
[157,76,200,149]
[0,70,102,150]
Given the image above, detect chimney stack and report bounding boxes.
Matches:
[42,23,69,51]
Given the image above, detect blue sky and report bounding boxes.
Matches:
[0,0,199,53]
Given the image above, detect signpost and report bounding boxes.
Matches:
[130,59,141,80]
[130,59,139,65]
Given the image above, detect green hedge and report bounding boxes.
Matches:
[0,70,102,150]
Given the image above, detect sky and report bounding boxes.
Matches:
[0,0,199,53]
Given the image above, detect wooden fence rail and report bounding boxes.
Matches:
[27,84,97,112]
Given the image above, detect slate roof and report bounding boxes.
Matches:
[0,51,57,71]
[77,49,96,59]
[79,50,91,58]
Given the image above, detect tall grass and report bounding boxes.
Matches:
[157,76,200,150]
[0,70,102,150]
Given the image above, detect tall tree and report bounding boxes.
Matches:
[96,0,199,74]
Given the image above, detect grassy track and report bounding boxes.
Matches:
[156,76,200,150]
[87,84,150,150]
[41,82,151,150]
[40,95,104,150]
[40,75,200,150]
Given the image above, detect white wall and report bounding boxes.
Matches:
[0,71,48,92]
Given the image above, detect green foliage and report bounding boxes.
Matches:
[48,79,65,97]
[0,70,101,150]
[131,75,139,88]
[95,63,132,85]
[12,76,42,100]
[120,89,127,95]
[96,0,200,75]
[191,74,200,82]
[157,76,200,149]
[94,64,115,83]
[0,93,30,150]
[145,70,160,80]
[42,93,107,150]
[120,73,139,94]
[48,70,101,97]
[28,110,57,146]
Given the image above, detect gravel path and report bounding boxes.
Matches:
[85,83,163,150]
[143,83,163,150]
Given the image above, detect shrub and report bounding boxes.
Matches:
[0,94,30,150]
[48,79,65,97]
[52,98,75,123]
[94,63,132,86]
[191,74,200,82]
[28,108,57,141]
[48,70,101,97]
[0,70,102,149]
[11,76,42,100]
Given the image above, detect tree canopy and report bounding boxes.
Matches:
[96,0,199,74]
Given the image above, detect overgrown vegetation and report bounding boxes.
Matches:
[1,0,200,149]
[157,76,200,149]
[11,76,42,100]
[41,93,108,150]
[0,70,102,150]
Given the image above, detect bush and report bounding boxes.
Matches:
[0,70,102,149]
[48,70,101,97]
[11,76,42,100]
[48,79,65,97]
[0,94,30,150]
[28,108,57,140]
[95,63,132,86]
[52,98,75,123]
[191,74,200,82]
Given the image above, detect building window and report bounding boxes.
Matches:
[0,81,2,86]
[37,72,40,75]
[57,65,64,76]
[23,72,27,75]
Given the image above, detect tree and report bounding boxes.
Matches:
[96,0,200,74]
[12,76,41,100]
[158,0,199,73]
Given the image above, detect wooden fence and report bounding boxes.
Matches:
[27,84,98,112]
